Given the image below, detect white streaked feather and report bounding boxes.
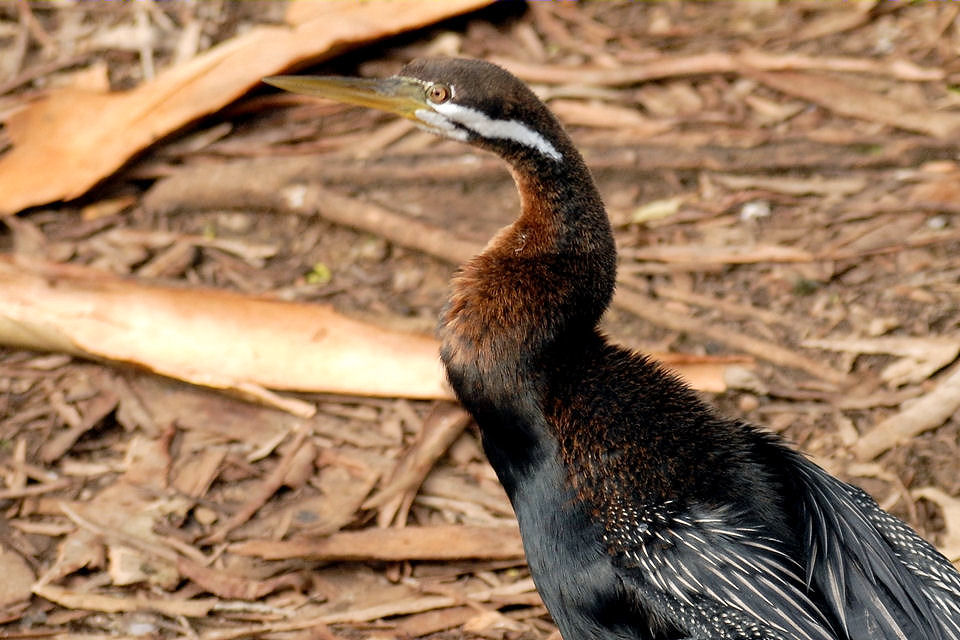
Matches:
[792,457,960,640]
[741,537,797,562]
[606,505,836,640]
[823,559,848,634]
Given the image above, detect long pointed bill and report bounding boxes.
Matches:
[263,75,429,120]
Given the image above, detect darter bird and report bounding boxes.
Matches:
[264,58,960,640]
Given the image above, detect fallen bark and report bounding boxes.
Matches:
[0,255,452,406]
[230,524,525,561]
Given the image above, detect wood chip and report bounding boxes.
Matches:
[171,448,228,498]
[107,544,178,589]
[35,529,103,586]
[204,426,311,543]
[176,557,308,600]
[247,461,380,538]
[39,387,118,463]
[313,577,537,624]
[393,605,477,637]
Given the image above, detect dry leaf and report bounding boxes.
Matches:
[35,529,104,586]
[282,438,319,489]
[63,483,192,566]
[236,460,381,541]
[203,427,312,543]
[122,434,171,488]
[463,610,528,638]
[394,606,477,637]
[364,404,471,512]
[792,2,875,41]
[39,381,119,463]
[310,577,538,625]
[0,255,727,404]
[80,195,137,221]
[630,196,686,224]
[669,362,735,394]
[171,447,227,498]
[0,255,451,401]
[0,0,492,214]
[126,375,292,447]
[294,464,379,535]
[0,546,34,607]
[744,94,806,125]
[910,171,960,209]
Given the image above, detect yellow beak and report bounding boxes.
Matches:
[262,75,429,120]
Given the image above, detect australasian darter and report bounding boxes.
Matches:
[264,59,960,640]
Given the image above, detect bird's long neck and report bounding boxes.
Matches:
[440,142,616,487]
[506,150,613,258]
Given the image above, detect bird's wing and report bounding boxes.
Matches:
[790,456,960,640]
[606,505,837,640]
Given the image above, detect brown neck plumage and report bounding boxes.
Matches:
[439,140,616,404]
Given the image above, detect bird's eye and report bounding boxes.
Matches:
[426,83,451,104]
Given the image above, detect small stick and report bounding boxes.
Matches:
[363,403,471,512]
[491,52,943,87]
[202,426,310,543]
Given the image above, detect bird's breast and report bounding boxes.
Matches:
[439,251,549,400]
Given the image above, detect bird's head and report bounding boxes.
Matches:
[264,58,566,165]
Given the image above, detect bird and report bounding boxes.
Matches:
[264,59,960,640]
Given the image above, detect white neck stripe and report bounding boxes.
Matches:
[433,101,562,162]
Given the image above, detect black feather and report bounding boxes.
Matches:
[790,458,960,640]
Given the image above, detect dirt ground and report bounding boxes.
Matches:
[1,2,959,639]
